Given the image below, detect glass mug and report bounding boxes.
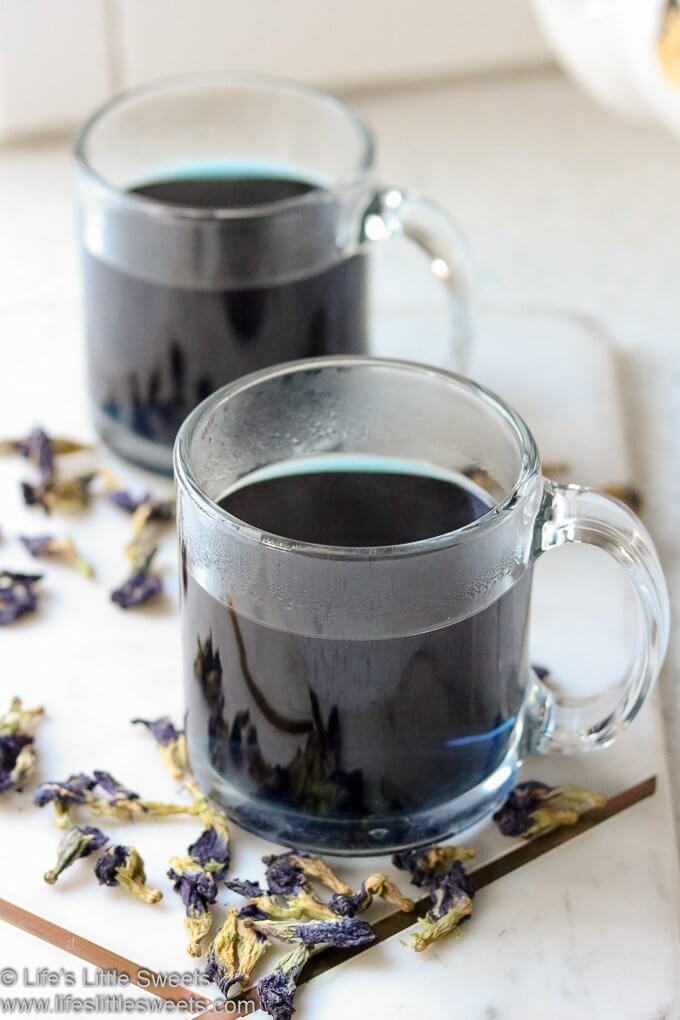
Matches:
[175,357,669,854]
[75,73,472,474]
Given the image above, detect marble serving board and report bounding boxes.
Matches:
[0,309,678,1019]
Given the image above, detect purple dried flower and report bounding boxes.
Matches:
[294,918,374,947]
[493,781,605,839]
[107,490,140,514]
[249,917,375,949]
[407,860,475,952]
[20,534,55,557]
[428,862,476,920]
[328,874,413,917]
[263,852,307,895]
[226,877,265,899]
[34,773,97,827]
[0,570,42,625]
[93,770,140,803]
[257,944,310,1020]
[95,844,162,904]
[0,697,44,793]
[1,429,90,477]
[238,904,269,922]
[21,474,97,515]
[111,562,162,609]
[132,716,180,746]
[392,845,475,888]
[16,429,54,485]
[19,534,94,577]
[188,826,230,879]
[131,716,187,780]
[167,865,218,915]
[95,844,128,885]
[34,773,96,808]
[0,734,33,792]
[44,826,108,884]
[205,908,270,996]
[107,490,174,522]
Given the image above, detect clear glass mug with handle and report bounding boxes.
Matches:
[75,73,472,474]
[175,356,669,854]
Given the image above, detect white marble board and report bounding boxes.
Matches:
[0,310,678,1019]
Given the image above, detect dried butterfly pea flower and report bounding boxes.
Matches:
[131,716,187,780]
[0,698,44,793]
[0,428,54,484]
[185,780,231,862]
[329,873,414,917]
[406,865,475,953]
[1,430,91,462]
[246,917,375,949]
[22,474,97,515]
[263,852,352,897]
[0,734,35,793]
[0,697,44,737]
[257,944,311,1020]
[188,826,230,879]
[121,494,174,571]
[92,770,140,804]
[36,769,195,825]
[95,845,162,905]
[493,781,606,839]
[34,773,97,828]
[226,878,266,899]
[106,487,174,523]
[106,490,140,514]
[0,570,42,625]
[205,907,270,998]
[20,534,94,578]
[392,845,476,888]
[168,794,231,957]
[168,855,219,957]
[246,889,339,923]
[89,794,195,824]
[111,549,162,609]
[44,826,108,885]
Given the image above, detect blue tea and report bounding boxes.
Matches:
[82,169,367,466]
[183,459,531,851]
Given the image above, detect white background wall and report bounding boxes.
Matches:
[0,0,550,139]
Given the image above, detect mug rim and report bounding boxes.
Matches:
[73,71,375,222]
[174,355,542,560]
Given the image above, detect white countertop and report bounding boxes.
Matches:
[0,67,678,1017]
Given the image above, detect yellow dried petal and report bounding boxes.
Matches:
[290,854,352,895]
[186,911,213,958]
[115,847,162,905]
[407,893,473,952]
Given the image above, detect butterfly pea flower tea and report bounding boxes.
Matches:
[175,357,669,853]
[76,74,472,474]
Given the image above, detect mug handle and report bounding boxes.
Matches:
[526,479,670,753]
[360,187,474,373]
